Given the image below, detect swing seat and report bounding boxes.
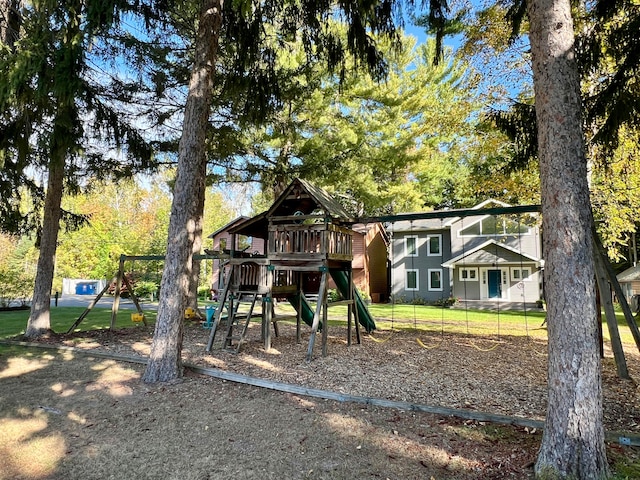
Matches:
[203,305,216,329]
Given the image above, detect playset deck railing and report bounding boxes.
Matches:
[227,260,269,293]
[268,223,353,261]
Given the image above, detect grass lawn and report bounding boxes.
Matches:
[0,307,157,340]
[2,302,638,351]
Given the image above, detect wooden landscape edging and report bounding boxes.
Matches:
[2,338,639,447]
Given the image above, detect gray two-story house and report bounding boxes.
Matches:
[388,200,543,306]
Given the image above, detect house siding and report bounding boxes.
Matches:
[389,204,543,305]
[352,232,366,269]
[351,223,389,302]
[446,213,543,303]
[449,216,542,260]
[391,229,452,303]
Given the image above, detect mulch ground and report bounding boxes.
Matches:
[2,317,640,479]
[47,318,640,435]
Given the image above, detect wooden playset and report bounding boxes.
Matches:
[204,178,376,360]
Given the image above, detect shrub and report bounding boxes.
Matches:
[433,296,458,307]
[0,268,33,307]
[198,285,211,300]
[356,288,370,303]
[327,289,341,303]
[390,294,406,304]
[133,280,159,300]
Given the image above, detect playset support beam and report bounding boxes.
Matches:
[593,239,629,379]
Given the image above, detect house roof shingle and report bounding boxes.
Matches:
[618,265,640,283]
[226,178,354,239]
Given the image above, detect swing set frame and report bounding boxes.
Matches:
[376,204,640,379]
[67,253,223,334]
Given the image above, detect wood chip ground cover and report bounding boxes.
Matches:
[2,318,640,479]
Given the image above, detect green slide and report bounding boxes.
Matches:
[287,292,321,330]
[329,268,376,332]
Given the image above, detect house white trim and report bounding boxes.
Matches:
[427,234,442,257]
[442,239,542,268]
[442,199,511,227]
[459,267,479,282]
[406,269,419,291]
[479,267,509,300]
[428,268,444,291]
[511,266,532,282]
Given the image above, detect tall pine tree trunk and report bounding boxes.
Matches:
[25,156,64,338]
[24,1,81,339]
[528,0,609,477]
[143,0,222,383]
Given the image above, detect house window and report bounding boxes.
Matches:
[427,234,442,256]
[511,267,532,281]
[405,235,418,257]
[459,267,478,282]
[460,216,531,237]
[406,269,419,291]
[428,269,443,291]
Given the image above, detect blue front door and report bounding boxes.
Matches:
[488,270,501,298]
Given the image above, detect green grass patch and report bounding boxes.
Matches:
[0,307,156,340]
[2,301,637,352]
[305,302,550,339]
[610,445,640,479]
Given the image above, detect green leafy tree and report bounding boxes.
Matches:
[217,33,481,215]
[465,0,640,262]
[0,233,36,307]
[452,3,533,108]
[591,129,640,263]
[0,1,22,48]
[460,117,541,206]
[55,178,173,281]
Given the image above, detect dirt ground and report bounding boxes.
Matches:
[2,318,640,479]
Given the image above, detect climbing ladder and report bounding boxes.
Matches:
[222,292,262,351]
[206,261,271,353]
